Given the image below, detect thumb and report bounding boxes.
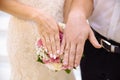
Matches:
[88,30,102,48]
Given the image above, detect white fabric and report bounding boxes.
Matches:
[7,0,75,80]
[88,0,120,43]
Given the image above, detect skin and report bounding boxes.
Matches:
[62,0,102,69]
[0,0,62,58]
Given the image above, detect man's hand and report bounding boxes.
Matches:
[61,15,101,69]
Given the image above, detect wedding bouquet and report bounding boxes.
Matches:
[35,23,71,74]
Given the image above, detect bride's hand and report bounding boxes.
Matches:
[33,11,60,59]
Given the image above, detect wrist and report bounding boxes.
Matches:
[68,10,87,22]
[28,8,43,23]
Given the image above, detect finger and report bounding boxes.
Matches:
[60,36,65,55]
[49,34,57,59]
[44,35,52,55]
[74,42,85,67]
[55,33,60,55]
[46,19,60,57]
[89,29,102,48]
[68,43,76,69]
[40,35,47,49]
[63,42,70,66]
[41,31,49,49]
[39,22,52,50]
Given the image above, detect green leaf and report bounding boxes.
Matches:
[73,67,76,69]
[65,69,71,74]
[37,56,44,64]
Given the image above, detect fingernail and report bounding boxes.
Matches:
[60,50,63,55]
[44,49,48,52]
[56,50,60,54]
[68,66,72,69]
[53,54,57,59]
[62,65,68,70]
[63,62,68,65]
[50,54,53,58]
[75,64,78,67]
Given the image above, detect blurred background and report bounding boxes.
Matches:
[0,11,81,80]
[0,11,11,80]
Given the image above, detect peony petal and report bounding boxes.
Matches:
[37,39,43,47]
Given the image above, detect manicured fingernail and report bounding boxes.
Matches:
[56,50,60,54]
[75,64,78,67]
[62,65,68,70]
[50,54,53,58]
[45,49,48,52]
[60,50,63,55]
[63,62,68,65]
[53,55,57,59]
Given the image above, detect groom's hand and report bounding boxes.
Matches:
[61,14,101,69]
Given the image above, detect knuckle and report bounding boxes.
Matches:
[52,45,56,50]
[65,49,69,54]
[51,40,54,43]
[45,39,50,42]
[63,57,68,62]
[64,53,69,57]
[76,48,82,53]
[51,28,57,33]
[70,50,75,54]
[70,54,74,59]
[50,38,55,43]
[47,47,51,51]
[56,39,60,44]
[71,53,76,57]
[76,53,81,58]
[65,48,69,52]
[46,43,51,48]
[74,61,79,66]
[55,36,60,41]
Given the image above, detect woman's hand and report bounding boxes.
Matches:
[61,14,101,69]
[33,12,61,59]
[0,0,61,58]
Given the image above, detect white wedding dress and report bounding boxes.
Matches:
[7,0,75,80]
